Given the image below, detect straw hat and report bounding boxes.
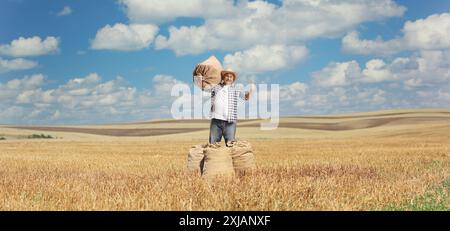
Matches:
[221,68,237,81]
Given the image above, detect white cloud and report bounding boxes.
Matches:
[342,13,450,55]
[274,46,450,115]
[8,74,45,90]
[152,74,185,95]
[0,74,45,102]
[154,0,405,55]
[57,6,72,16]
[0,57,37,73]
[0,36,60,57]
[0,73,190,124]
[361,59,393,83]
[341,31,402,56]
[278,82,418,116]
[17,89,38,104]
[2,60,450,124]
[280,81,308,101]
[119,0,235,24]
[363,50,450,86]
[63,73,101,90]
[403,13,450,49]
[91,23,159,51]
[223,45,308,74]
[312,48,450,88]
[312,61,361,87]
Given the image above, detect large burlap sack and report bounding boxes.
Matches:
[229,140,256,175]
[193,56,223,90]
[202,143,235,180]
[187,144,207,174]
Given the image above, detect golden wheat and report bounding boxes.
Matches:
[0,136,448,211]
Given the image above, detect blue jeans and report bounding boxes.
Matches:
[209,118,236,144]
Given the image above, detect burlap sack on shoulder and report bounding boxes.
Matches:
[229,140,256,175]
[202,143,234,180]
[187,144,207,174]
[193,56,223,90]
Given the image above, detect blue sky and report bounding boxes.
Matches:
[1,0,450,124]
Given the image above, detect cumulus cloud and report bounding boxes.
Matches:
[2,59,450,124]
[0,74,46,103]
[0,36,60,57]
[342,13,450,55]
[280,81,308,104]
[119,0,234,24]
[278,76,450,115]
[341,31,402,56]
[362,50,450,86]
[361,59,394,83]
[0,57,38,73]
[91,23,159,51]
[292,48,449,116]
[312,61,361,87]
[7,74,45,90]
[311,49,450,88]
[0,73,189,124]
[153,0,405,55]
[57,6,72,16]
[223,45,308,74]
[311,50,450,88]
[152,74,185,95]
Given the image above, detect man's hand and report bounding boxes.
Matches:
[245,83,256,100]
[194,75,205,81]
[194,75,207,89]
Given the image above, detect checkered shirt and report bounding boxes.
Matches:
[208,83,246,122]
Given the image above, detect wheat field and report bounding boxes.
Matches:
[0,109,449,210]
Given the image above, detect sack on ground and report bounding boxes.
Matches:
[192,56,223,90]
[187,144,206,173]
[229,140,256,174]
[202,143,235,180]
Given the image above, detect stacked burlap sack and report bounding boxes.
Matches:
[228,140,256,175]
[187,140,256,180]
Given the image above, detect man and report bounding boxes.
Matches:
[195,68,254,146]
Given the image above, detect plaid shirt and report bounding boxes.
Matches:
[207,83,246,122]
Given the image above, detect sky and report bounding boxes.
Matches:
[1,0,450,124]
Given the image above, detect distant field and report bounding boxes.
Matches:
[3,108,450,138]
[0,108,449,210]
